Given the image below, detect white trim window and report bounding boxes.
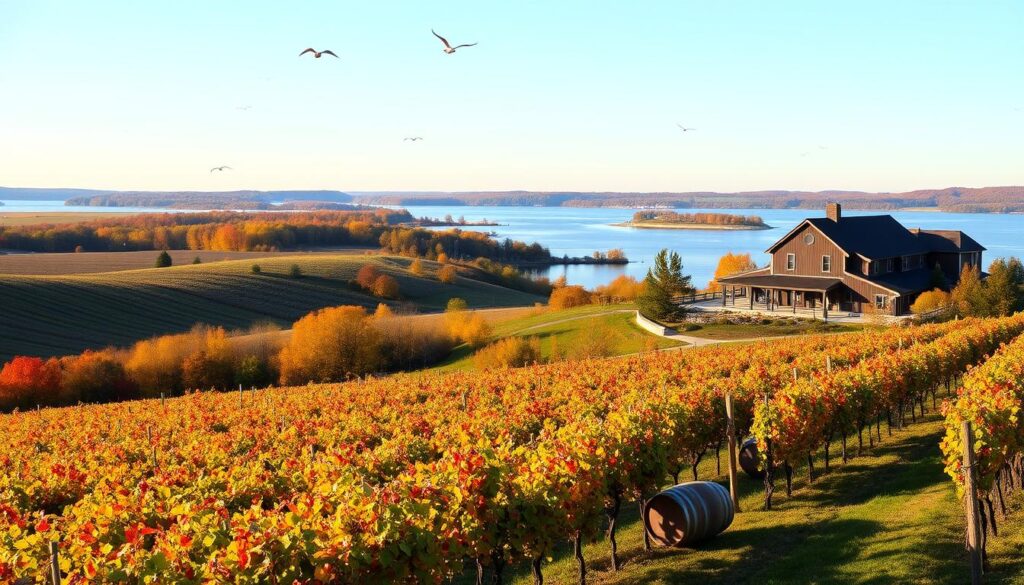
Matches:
[786,253,795,271]
[874,294,888,309]
[821,255,831,273]
[871,261,881,275]
[886,258,895,273]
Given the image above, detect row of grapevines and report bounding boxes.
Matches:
[941,328,1024,555]
[752,315,1024,504]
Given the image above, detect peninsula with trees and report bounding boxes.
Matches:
[619,211,771,230]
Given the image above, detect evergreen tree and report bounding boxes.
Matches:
[929,263,948,290]
[636,249,694,321]
[155,251,172,268]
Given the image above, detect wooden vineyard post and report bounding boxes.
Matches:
[49,540,60,585]
[725,393,741,512]
[962,421,983,584]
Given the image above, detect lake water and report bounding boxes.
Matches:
[5,200,1024,289]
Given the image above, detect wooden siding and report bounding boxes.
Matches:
[770,223,846,278]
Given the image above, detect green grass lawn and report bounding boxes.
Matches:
[435,305,685,371]
[678,319,862,340]
[0,255,544,360]
[467,414,1024,584]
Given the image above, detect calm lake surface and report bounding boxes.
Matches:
[5,200,1024,289]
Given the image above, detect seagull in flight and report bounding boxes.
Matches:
[676,123,696,132]
[299,48,339,59]
[432,30,477,54]
[210,166,232,173]
[404,137,423,142]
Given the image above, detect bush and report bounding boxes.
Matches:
[911,289,952,315]
[60,350,137,404]
[371,275,400,299]
[278,306,382,384]
[192,256,202,264]
[593,275,644,303]
[0,356,62,410]
[444,307,492,348]
[473,337,541,370]
[446,298,468,312]
[549,285,592,309]
[74,245,85,253]
[374,316,454,371]
[409,258,424,276]
[251,264,262,274]
[289,264,303,279]
[438,265,457,284]
[234,355,275,389]
[155,251,172,268]
[356,265,382,290]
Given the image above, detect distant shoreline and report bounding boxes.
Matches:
[613,221,773,231]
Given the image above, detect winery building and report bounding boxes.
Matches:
[718,203,984,316]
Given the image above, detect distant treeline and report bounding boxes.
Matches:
[62,189,355,209]
[631,211,767,226]
[0,210,558,266]
[345,186,1024,213]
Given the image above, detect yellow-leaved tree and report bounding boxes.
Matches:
[707,252,757,291]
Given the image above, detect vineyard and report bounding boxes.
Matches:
[2,316,1024,583]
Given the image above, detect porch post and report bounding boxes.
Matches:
[721,284,727,306]
[749,287,754,309]
[792,290,796,314]
[823,291,829,322]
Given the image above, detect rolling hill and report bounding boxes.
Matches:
[0,255,544,360]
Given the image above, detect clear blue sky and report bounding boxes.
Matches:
[1,1,1021,193]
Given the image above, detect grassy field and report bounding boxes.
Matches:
[0,211,141,226]
[678,319,863,340]
[0,255,545,360]
[467,415,1024,584]
[0,248,375,275]
[435,305,685,371]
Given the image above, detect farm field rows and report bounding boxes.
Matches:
[0,248,373,275]
[0,255,544,360]
[2,316,1022,583]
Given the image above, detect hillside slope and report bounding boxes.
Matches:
[0,255,543,359]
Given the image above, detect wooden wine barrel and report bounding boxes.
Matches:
[643,481,734,547]
[739,437,765,479]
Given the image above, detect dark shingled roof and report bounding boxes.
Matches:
[803,216,930,259]
[910,229,986,253]
[871,269,935,294]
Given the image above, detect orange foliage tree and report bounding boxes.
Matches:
[371,275,400,299]
[549,285,592,309]
[355,264,382,290]
[278,306,383,384]
[438,265,457,284]
[0,356,61,409]
[60,350,137,404]
[593,275,644,303]
[706,252,757,291]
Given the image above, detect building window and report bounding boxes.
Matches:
[871,261,880,275]
[874,294,888,309]
[786,253,795,271]
[886,258,895,272]
[821,255,831,272]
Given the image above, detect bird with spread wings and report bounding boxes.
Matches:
[432,30,477,54]
[299,48,339,59]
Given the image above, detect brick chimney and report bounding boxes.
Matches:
[826,202,842,222]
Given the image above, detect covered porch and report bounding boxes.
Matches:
[717,274,843,321]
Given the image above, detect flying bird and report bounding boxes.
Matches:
[676,124,696,132]
[299,48,339,59]
[210,166,232,173]
[432,30,477,54]
[236,105,252,111]
[404,137,423,141]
